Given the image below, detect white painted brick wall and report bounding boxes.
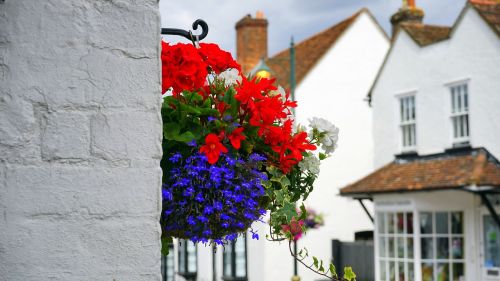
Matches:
[0,0,163,280]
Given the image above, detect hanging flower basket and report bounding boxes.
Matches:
[160,41,339,245]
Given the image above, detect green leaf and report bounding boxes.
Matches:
[319,152,327,160]
[174,131,195,142]
[163,122,181,140]
[312,256,319,269]
[299,204,307,220]
[343,267,356,281]
[161,236,172,256]
[179,103,201,115]
[281,201,297,221]
[329,263,337,278]
[319,260,324,272]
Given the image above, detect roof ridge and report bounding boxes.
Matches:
[268,8,363,59]
[265,8,368,89]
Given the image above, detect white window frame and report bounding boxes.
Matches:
[418,211,466,281]
[397,93,417,152]
[447,80,470,144]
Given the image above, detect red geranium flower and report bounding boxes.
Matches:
[228,127,246,149]
[200,133,228,164]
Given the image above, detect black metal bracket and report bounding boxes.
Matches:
[358,199,374,223]
[480,192,500,229]
[161,19,209,42]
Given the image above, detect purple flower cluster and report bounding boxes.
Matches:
[161,152,267,244]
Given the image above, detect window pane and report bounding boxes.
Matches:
[398,262,406,281]
[389,261,396,281]
[408,262,415,281]
[452,263,465,281]
[411,124,416,146]
[380,261,387,281]
[235,238,246,277]
[223,244,232,276]
[378,213,386,234]
[187,242,197,273]
[457,86,462,112]
[459,115,464,137]
[451,212,463,234]
[484,215,500,268]
[407,213,414,234]
[421,212,433,234]
[398,237,405,258]
[436,212,449,234]
[397,213,405,234]
[437,263,450,281]
[379,236,387,258]
[464,84,469,111]
[451,238,464,260]
[407,237,414,259]
[411,96,416,120]
[389,237,395,258]
[405,97,410,122]
[453,117,458,139]
[421,238,434,259]
[437,237,449,259]
[422,262,434,281]
[400,99,405,121]
[389,213,396,234]
[451,88,456,113]
[464,115,469,137]
[179,242,186,272]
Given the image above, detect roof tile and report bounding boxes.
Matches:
[400,23,451,46]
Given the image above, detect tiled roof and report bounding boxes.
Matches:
[399,23,451,46]
[470,0,500,36]
[340,147,500,197]
[264,9,367,89]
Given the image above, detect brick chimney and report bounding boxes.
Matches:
[390,0,424,38]
[235,11,268,75]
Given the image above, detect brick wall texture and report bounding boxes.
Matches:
[0,1,163,280]
[235,15,268,75]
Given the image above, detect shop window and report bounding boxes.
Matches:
[420,212,465,281]
[377,212,415,281]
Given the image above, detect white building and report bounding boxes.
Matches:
[164,8,390,281]
[341,1,500,281]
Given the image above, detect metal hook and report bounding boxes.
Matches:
[161,19,209,42]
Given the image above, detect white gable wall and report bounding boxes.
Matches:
[372,6,500,168]
[287,10,389,281]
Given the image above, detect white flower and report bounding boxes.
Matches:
[298,154,321,175]
[162,88,173,102]
[217,68,242,86]
[308,117,339,154]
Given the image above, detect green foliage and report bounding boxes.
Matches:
[343,267,356,281]
[329,263,338,278]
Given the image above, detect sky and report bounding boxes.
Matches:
[159,0,467,56]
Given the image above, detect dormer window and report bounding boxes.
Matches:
[399,95,416,151]
[450,83,469,144]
